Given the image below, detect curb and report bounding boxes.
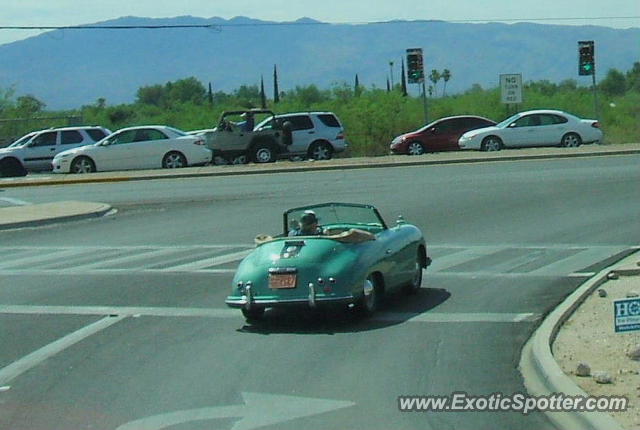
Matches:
[519,249,640,430]
[0,202,113,231]
[1,147,639,189]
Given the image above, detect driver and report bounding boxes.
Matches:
[289,211,324,236]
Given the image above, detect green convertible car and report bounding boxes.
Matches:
[225,202,431,320]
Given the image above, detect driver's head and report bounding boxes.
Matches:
[299,211,318,234]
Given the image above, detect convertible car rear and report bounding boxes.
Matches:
[225,202,431,320]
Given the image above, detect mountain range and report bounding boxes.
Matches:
[0,16,638,109]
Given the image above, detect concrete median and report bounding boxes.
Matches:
[1,143,639,189]
[0,201,112,230]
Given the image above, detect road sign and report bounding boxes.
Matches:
[614,298,640,333]
[500,74,522,104]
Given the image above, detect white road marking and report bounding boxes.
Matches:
[116,392,355,430]
[0,305,539,324]
[0,197,31,206]
[62,248,185,272]
[0,315,126,386]
[428,247,503,272]
[0,268,236,275]
[527,246,626,276]
[0,248,93,269]
[161,249,252,271]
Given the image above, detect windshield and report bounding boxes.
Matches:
[495,113,522,128]
[285,203,386,235]
[8,133,36,147]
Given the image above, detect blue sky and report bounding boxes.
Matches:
[1,0,638,45]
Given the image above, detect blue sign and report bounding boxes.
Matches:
[614,298,640,333]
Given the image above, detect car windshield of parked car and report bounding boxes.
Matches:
[9,133,36,147]
[495,113,522,128]
[285,203,385,235]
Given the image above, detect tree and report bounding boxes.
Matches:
[273,65,280,103]
[599,69,627,96]
[386,78,391,92]
[626,62,640,92]
[428,70,441,97]
[354,74,361,97]
[441,69,451,97]
[260,76,267,109]
[16,95,45,115]
[136,84,165,106]
[166,77,206,104]
[401,59,408,97]
[207,82,214,106]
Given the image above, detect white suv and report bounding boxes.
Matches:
[254,112,347,160]
[0,126,111,175]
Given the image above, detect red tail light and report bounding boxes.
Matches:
[336,132,344,140]
[591,122,600,128]
[193,139,205,145]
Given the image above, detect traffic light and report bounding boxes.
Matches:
[406,48,424,84]
[578,41,595,76]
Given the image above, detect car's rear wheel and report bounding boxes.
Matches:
[481,136,503,151]
[407,141,425,155]
[242,307,265,321]
[162,151,187,168]
[356,275,379,317]
[0,157,27,177]
[308,141,334,160]
[252,144,276,163]
[404,255,423,294]
[561,133,582,148]
[70,156,96,174]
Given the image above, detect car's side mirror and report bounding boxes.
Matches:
[508,122,517,128]
[430,127,437,134]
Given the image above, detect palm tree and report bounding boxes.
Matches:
[442,69,451,97]
[428,70,441,97]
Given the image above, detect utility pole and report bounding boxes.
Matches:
[406,48,428,123]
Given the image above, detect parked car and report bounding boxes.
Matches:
[52,126,211,173]
[254,112,347,160]
[390,115,496,155]
[0,126,111,175]
[225,202,431,321]
[458,109,603,151]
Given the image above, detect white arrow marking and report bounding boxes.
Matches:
[116,392,355,430]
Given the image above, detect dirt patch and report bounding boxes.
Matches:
[554,273,640,429]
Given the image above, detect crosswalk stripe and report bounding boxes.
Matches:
[162,249,252,272]
[0,248,92,269]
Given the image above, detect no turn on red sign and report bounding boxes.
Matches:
[500,74,522,104]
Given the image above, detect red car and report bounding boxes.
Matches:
[390,115,496,155]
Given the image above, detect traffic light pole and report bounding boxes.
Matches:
[592,70,600,122]
[421,79,429,124]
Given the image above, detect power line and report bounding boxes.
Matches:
[0,16,638,31]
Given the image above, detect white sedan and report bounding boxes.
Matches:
[52,126,212,173]
[458,110,603,151]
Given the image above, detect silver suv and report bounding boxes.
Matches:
[0,126,111,175]
[254,112,347,160]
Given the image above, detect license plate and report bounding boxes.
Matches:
[269,273,297,289]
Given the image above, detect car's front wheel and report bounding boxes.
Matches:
[252,144,276,163]
[70,156,96,174]
[162,151,187,168]
[0,157,27,177]
[560,133,582,148]
[403,255,423,294]
[481,136,503,152]
[356,275,379,317]
[407,141,425,156]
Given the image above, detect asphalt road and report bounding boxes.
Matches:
[0,154,638,430]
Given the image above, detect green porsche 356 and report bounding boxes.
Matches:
[225,202,431,320]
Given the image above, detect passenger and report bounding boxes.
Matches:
[289,211,324,236]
